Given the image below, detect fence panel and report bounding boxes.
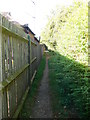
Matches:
[0,15,29,119]
[0,14,43,119]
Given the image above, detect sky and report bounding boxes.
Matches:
[0,0,77,37]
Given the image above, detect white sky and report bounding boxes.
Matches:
[0,0,75,36]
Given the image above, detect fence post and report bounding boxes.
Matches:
[0,14,3,119]
[28,35,31,86]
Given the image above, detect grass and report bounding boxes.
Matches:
[48,51,89,119]
[19,56,46,118]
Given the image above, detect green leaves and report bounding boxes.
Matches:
[41,0,88,66]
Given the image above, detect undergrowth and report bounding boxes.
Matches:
[49,51,89,119]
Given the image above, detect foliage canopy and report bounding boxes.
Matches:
[41,0,88,66]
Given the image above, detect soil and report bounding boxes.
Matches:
[30,57,53,118]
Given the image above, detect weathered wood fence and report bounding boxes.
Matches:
[0,14,43,119]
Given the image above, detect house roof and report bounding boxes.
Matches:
[22,24,35,35]
[34,36,40,43]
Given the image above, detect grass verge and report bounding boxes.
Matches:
[48,51,89,119]
[19,56,46,118]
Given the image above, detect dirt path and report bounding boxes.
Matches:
[30,57,53,118]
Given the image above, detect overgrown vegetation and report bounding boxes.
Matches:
[19,56,46,118]
[49,51,89,119]
[41,0,89,119]
[41,0,88,66]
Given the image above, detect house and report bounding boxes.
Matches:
[22,24,35,42]
[34,36,40,43]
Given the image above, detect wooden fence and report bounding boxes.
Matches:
[0,14,43,119]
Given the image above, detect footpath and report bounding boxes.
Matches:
[30,57,53,118]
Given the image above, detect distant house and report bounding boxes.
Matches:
[22,24,35,41]
[22,24,46,56]
[34,36,40,43]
